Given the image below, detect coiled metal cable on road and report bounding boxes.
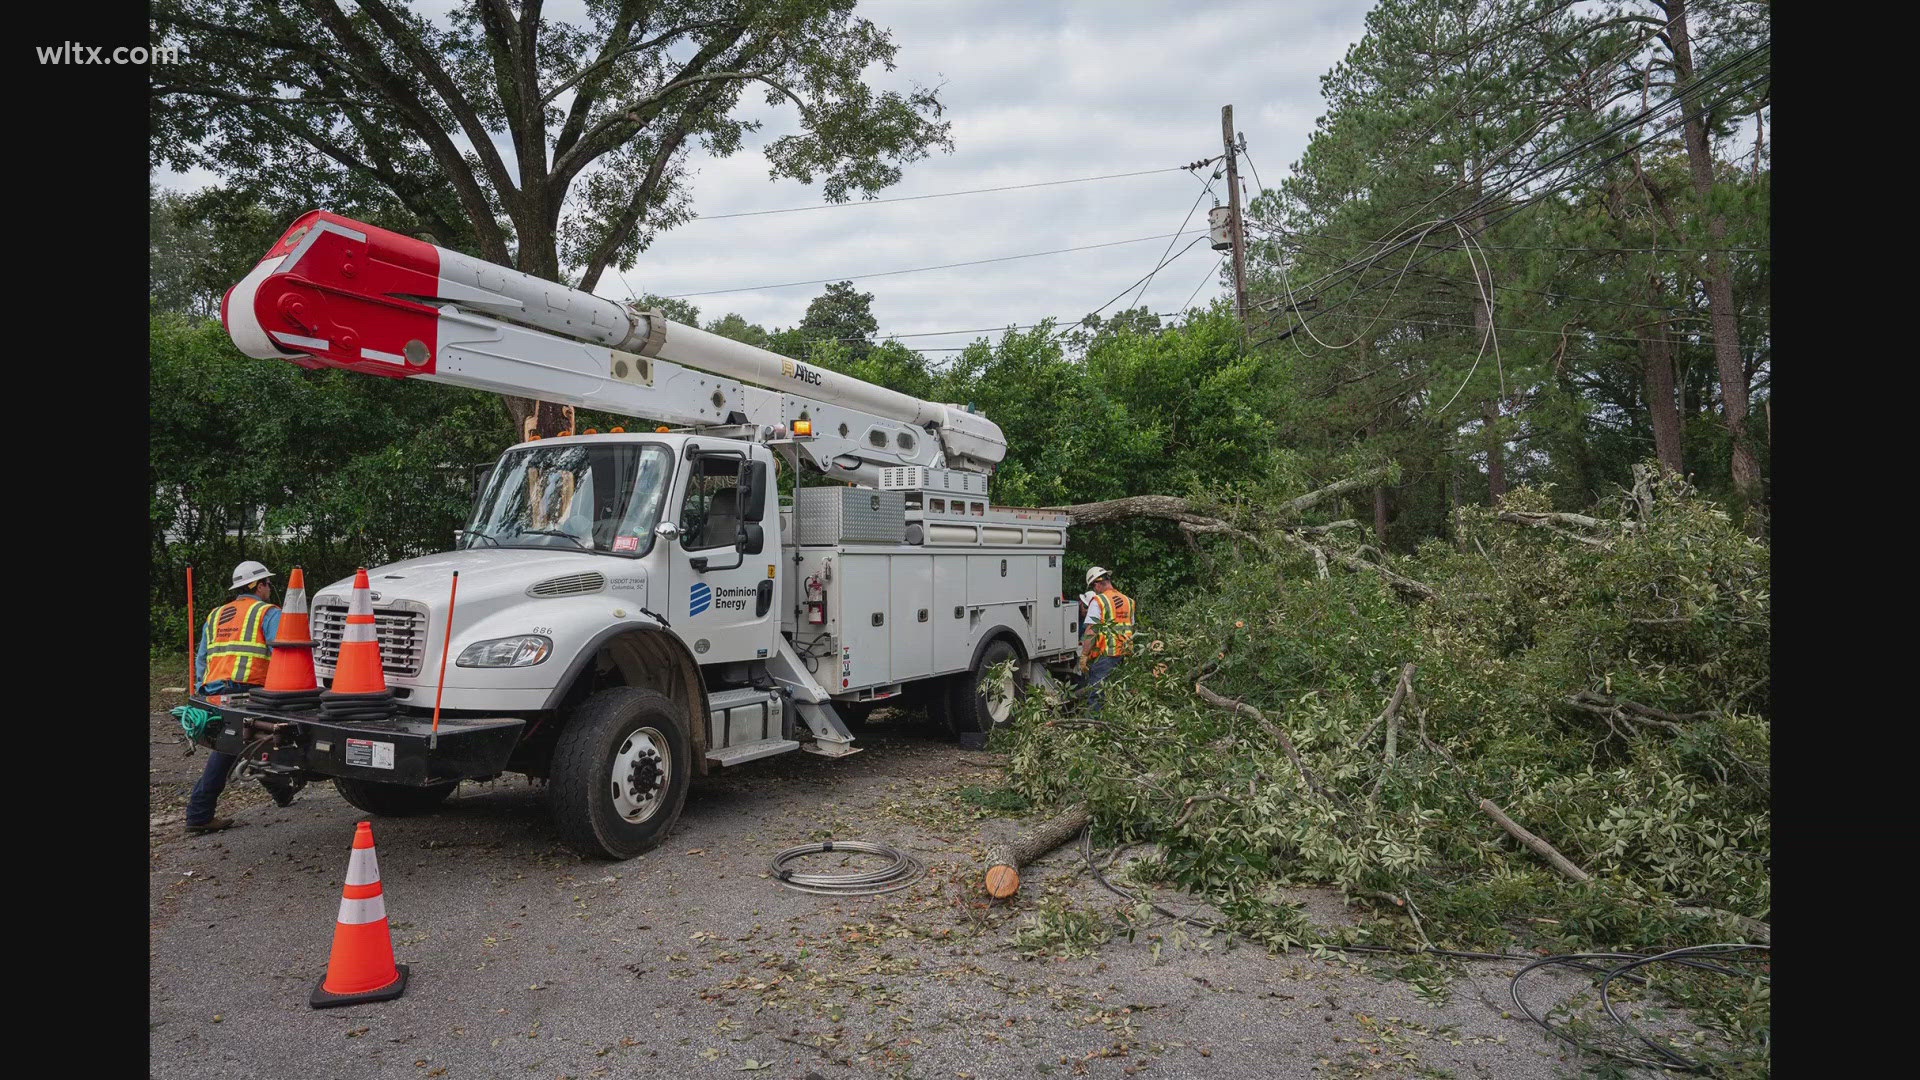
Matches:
[769,840,925,896]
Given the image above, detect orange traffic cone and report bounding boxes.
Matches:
[319,568,395,718]
[251,567,320,710]
[311,821,410,1008]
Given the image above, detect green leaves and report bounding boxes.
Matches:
[1005,474,1768,957]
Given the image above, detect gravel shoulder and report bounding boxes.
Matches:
[150,699,1600,1080]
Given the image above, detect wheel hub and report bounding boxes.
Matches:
[626,752,662,801]
[610,727,672,823]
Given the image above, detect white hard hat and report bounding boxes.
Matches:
[230,560,276,590]
[1085,566,1113,588]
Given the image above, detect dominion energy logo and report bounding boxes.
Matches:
[689,582,758,617]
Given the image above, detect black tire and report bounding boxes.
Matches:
[919,676,955,732]
[947,637,1028,737]
[549,686,692,860]
[836,700,877,728]
[333,777,458,816]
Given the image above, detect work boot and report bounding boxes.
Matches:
[183,816,238,835]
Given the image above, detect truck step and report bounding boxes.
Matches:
[705,738,800,768]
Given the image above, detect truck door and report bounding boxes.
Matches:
[666,445,779,664]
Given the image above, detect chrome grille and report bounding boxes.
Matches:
[312,603,429,677]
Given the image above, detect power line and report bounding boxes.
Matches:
[1182,255,1227,313]
[1053,234,1209,341]
[687,166,1188,222]
[1274,25,1765,312]
[1128,181,1216,311]
[1249,226,1763,254]
[1252,43,1771,356]
[662,229,1208,298]
[1269,306,1746,348]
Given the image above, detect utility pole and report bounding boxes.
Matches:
[1221,105,1249,323]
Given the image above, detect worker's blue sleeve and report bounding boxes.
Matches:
[262,606,282,644]
[193,612,211,689]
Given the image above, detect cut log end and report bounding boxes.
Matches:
[985,864,1021,899]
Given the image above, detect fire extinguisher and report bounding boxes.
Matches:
[804,573,826,625]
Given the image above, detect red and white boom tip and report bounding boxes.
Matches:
[222,211,446,378]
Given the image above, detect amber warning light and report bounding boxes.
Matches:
[792,419,814,437]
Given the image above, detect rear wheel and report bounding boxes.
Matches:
[947,638,1027,737]
[333,777,458,816]
[550,687,692,860]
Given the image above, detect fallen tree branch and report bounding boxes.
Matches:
[1280,465,1395,519]
[1497,511,1611,547]
[1171,793,1228,829]
[1417,712,1594,885]
[1355,663,1418,750]
[1194,680,1339,803]
[1568,691,1714,735]
[1478,798,1593,884]
[984,804,1091,899]
[1674,906,1772,944]
[1277,531,1435,599]
[1281,519,1364,536]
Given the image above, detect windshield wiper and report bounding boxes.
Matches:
[518,528,590,549]
[465,528,501,547]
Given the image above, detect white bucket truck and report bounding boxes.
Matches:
[198,211,1078,859]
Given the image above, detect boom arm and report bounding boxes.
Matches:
[222,211,1006,484]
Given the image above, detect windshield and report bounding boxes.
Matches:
[465,442,673,557]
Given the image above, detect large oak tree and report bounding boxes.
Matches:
[152,0,952,435]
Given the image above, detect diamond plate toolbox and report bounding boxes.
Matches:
[795,487,906,545]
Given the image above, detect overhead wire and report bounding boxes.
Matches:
[1248,45,1770,367]
[1262,28,1767,321]
[1126,169,1218,311]
[662,228,1208,298]
[1052,234,1209,342]
[688,166,1187,222]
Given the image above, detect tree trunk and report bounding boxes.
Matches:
[1665,0,1761,522]
[507,398,577,441]
[1641,316,1685,475]
[1482,401,1507,503]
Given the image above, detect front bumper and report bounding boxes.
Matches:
[190,694,524,787]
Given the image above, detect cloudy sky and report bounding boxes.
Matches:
[161,0,1375,355]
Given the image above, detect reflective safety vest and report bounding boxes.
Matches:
[202,595,276,687]
[1085,589,1136,659]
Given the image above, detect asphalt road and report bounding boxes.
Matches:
[149,709,1598,1080]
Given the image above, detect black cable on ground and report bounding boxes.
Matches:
[1511,944,1769,1072]
[1080,835,1769,1071]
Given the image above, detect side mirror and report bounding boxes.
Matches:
[453,528,466,546]
[738,461,769,520]
[654,521,681,544]
[736,521,764,555]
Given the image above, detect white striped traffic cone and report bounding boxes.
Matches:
[310,820,410,1008]
[319,568,395,718]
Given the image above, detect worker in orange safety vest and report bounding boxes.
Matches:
[1078,566,1135,716]
[185,561,298,834]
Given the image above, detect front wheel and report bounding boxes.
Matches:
[333,777,458,816]
[550,687,692,860]
[947,638,1028,737]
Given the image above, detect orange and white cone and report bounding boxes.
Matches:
[319,568,394,718]
[311,821,410,1008]
[251,567,320,709]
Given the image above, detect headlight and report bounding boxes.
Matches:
[456,635,552,668]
